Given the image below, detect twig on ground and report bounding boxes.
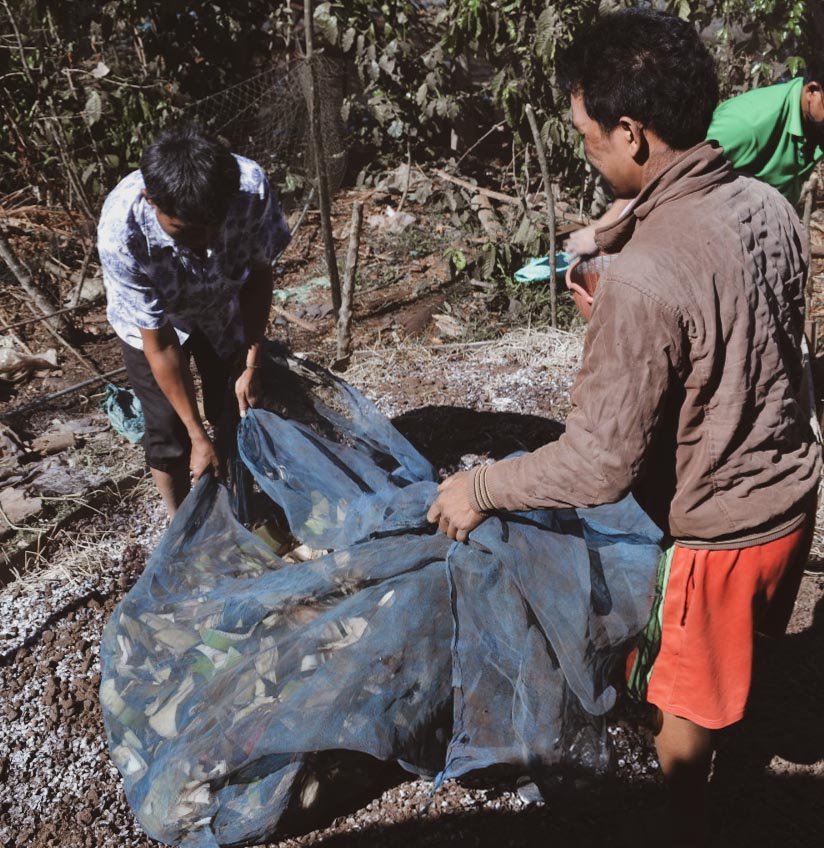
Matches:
[470,192,503,239]
[0,366,128,420]
[0,299,102,333]
[272,304,317,332]
[456,122,506,169]
[433,169,520,206]
[19,296,102,378]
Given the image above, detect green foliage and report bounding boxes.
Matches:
[447,0,599,135]
[657,0,814,94]
[0,1,283,220]
[0,0,820,222]
[303,2,464,150]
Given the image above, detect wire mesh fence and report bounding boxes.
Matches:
[182,56,348,209]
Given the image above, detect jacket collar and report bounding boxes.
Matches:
[595,141,734,253]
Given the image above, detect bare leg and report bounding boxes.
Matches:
[150,465,190,518]
[654,710,713,847]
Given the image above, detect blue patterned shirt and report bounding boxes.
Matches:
[97,155,291,358]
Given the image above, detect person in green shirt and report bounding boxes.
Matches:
[566,56,824,259]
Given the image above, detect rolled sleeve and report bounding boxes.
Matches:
[484,277,685,512]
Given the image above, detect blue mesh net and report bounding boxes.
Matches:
[100,345,662,848]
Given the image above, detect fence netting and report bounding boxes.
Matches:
[99,343,663,848]
[182,57,348,204]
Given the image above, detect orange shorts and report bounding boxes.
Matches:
[643,518,813,730]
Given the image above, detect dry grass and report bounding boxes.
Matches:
[346,326,584,385]
[345,326,585,418]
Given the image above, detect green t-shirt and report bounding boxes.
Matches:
[707,77,824,206]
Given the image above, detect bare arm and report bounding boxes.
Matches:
[140,324,219,481]
[235,262,274,415]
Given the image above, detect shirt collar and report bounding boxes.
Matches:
[135,192,178,253]
[135,193,218,259]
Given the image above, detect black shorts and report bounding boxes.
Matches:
[119,329,236,473]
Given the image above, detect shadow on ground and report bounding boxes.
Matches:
[391,405,564,471]
[275,765,822,847]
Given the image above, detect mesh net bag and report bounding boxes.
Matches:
[100,343,662,848]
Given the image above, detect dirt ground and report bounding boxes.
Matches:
[1,174,824,848]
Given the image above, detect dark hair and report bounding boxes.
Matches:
[140,123,240,225]
[558,8,718,150]
[804,54,824,85]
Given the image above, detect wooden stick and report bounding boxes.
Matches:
[67,240,96,307]
[21,296,101,379]
[0,217,73,237]
[304,0,342,314]
[1,0,33,86]
[398,143,412,212]
[525,103,558,328]
[0,299,100,333]
[272,304,317,332]
[336,201,364,364]
[43,115,95,224]
[456,121,506,168]
[802,172,819,354]
[433,169,520,206]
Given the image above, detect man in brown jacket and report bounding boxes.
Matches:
[427,8,821,845]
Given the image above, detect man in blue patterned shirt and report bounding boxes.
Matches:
[97,123,291,516]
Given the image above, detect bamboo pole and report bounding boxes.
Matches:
[336,201,363,365]
[304,0,341,314]
[525,104,558,328]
